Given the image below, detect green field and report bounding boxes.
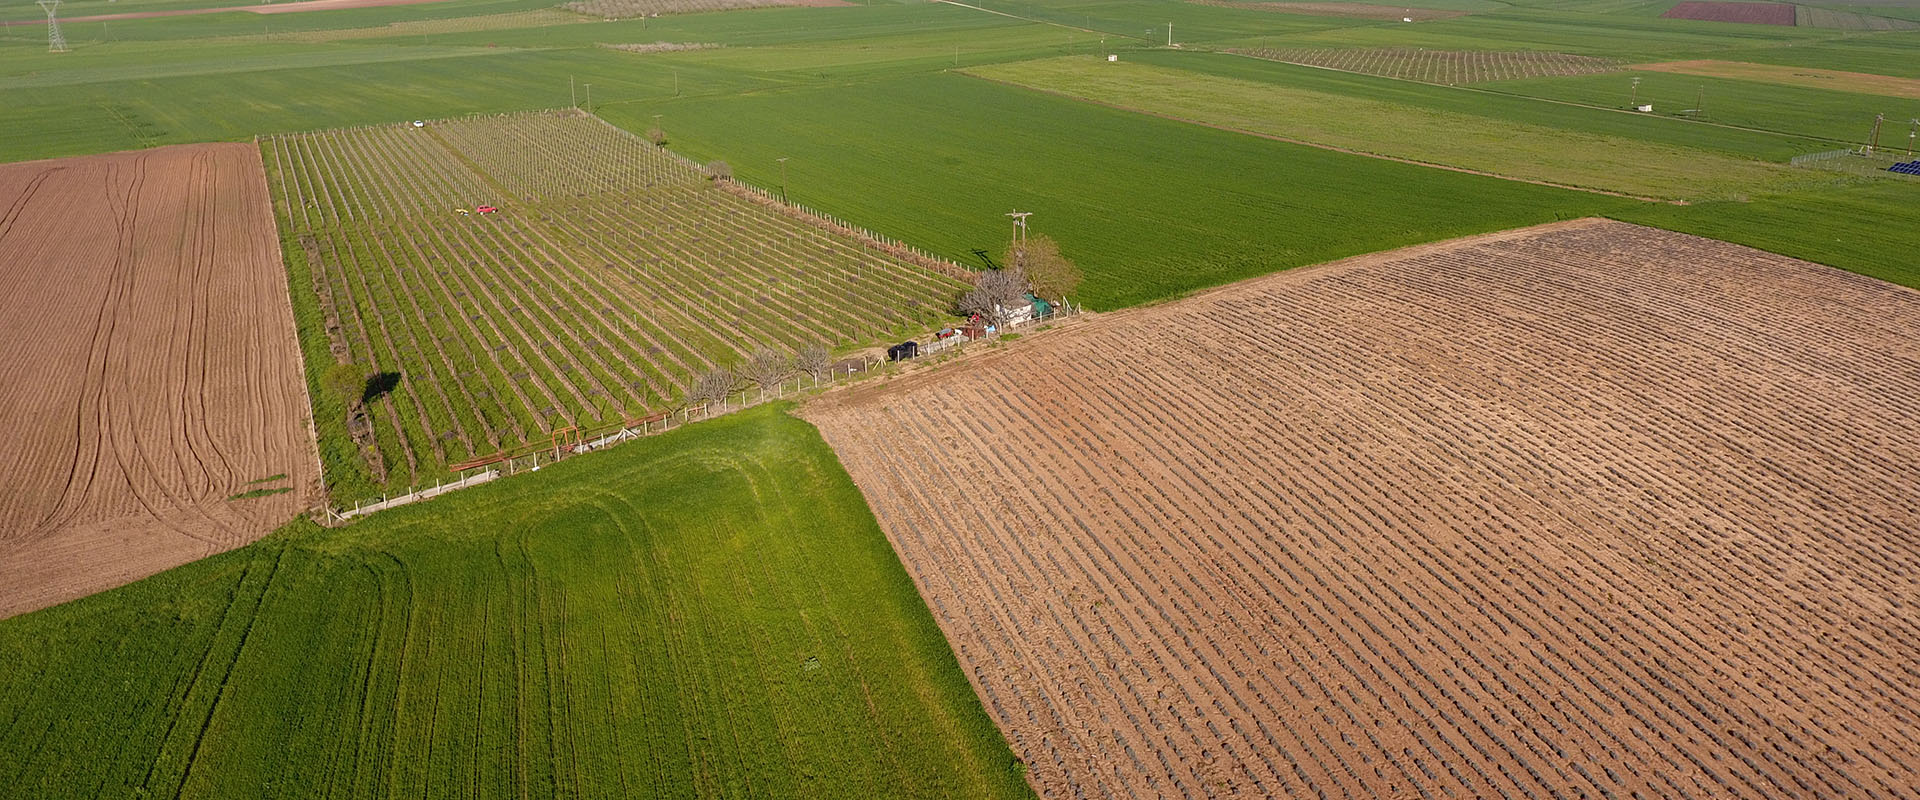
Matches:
[6,0,1920,795]
[0,406,1032,800]
[1481,67,1920,144]
[1131,50,1826,161]
[621,71,1631,309]
[967,54,1805,199]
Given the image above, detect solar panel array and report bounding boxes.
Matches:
[1888,160,1920,175]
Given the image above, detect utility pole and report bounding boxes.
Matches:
[777,156,789,203]
[1694,84,1704,117]
[1629,76,1641,108]
[39,0,67,53]
[1006,210,1031,268]
[1167,22,1173,47]
[1869,113,1885,153]
[673,68,680,95]
[584,83,592,115]
[570,76,577,109]
[1908,118,1917,157]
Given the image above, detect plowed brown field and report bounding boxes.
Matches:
[1660,0,1796,25]
[806,219,1920,799]
[0,144,317,618]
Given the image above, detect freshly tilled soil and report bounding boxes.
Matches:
[807,219,1920,799]
[0,144,318,618]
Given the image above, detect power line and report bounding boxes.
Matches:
[39,0,68,53]
[1006,210,1031,268]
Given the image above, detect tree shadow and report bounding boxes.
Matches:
[362,371,402,404]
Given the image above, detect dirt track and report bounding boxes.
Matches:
[0,144,318,618]
[807,219,1920,799]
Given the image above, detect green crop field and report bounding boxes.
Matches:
[1480,68,1920,144]
[966,54,1805,199]
[6,0,1920,796]
[620,71,1631,309]
[0,406,1033,800]
[1127,49,1826,160]
[268,111,966,500]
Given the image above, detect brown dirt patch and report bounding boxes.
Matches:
[1188,0,1465,19]
[559,0,850,18]
[1635,58,1920,100]
[1660,0,1796,25]
[0,143,319,619]
[807,219,1920,799]
[1230,46,1620,85]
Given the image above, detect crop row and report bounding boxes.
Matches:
[263,112,967,498]
[1230,47,1621,86]
[558,0,827,20]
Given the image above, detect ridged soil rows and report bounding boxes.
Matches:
[806,219,1920,800]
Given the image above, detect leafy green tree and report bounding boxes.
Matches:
[1005,234,1080,303]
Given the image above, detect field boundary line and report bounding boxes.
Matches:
[320,303,1081,524]
[809,220,1620,408]
[718,180,979,284]
[933,0,1139,38]
[586,113,977,282]
[957,71,1675,203]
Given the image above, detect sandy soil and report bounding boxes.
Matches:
[0,143,318,619]
[807,219,1920,799]
[1635,59,1920,100]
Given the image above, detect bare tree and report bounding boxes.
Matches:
[743,348,792,388]
[706,160,732,181]
[958,267,1029,327]
[647,126,667,147]
[795,342,832,380]
[690,366,734,407]
[1012,234,1081,303]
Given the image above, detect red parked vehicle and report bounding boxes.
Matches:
[476,205,499,214]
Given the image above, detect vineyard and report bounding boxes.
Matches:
[807,219,1920,799]
[263,111,966,499]
[1660,0,1797,25]
[1187,1,1468,20]
[1228,47,1620,85]
[560,0,849,19]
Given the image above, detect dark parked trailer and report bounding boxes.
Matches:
[887,341,920,361]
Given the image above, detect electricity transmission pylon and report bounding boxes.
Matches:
[40,0,69,53]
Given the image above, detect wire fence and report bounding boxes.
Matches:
[1790,147,1919,178]
[318,302,1080,524]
